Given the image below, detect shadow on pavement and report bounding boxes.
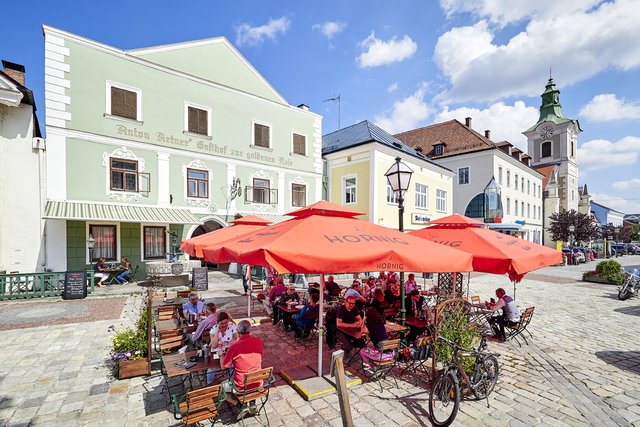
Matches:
[595,351,640,375]
[613,305,640,317]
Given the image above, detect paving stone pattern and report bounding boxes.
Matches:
[1,260,640,426]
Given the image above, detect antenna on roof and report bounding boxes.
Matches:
[323,94,341,136]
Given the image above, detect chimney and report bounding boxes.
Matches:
[484,130,491,139]
[2,60,25,86]
[521,156,530,166]
[297,103,309,111]
[465,117,472,128]
[414,146,423,152]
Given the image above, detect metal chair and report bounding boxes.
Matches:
[362,339,401,392]
[232,367,275,425]
[399,335,433,384]
[172,384,225,426]
[505,307,535,346]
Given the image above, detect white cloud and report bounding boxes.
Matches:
[433,101,539,151]
[434,0,640,103]
[387,82,399,93]
[357,32,417,68]
[578,136,640,171]
[580,94,640,122]
[235,17,290,47]
[613,178,640,190]
[589,191,640,214]
[374,83,432,134]
[439,0,602,27]
[313,21,346,39]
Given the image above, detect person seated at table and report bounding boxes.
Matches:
[182,293,205,321]
[360,308,393,368]
[190,303,217,344]
[336,296,365,357]
[263,277,286,318]
[291,292,320,338]
[273,285,300,327]
[404,273,418,294]
[370,288,389,316]
[486,288,520,342]
[93,257,109,287]
[345,280,367,310]
[307,283,321,299]
[404,290,425,317]
[219,319,264,419]
[115,256,131,284]
[325,275,342,297]
[363,276,377,298]
[384,282,398,305]
[206,311,239,385]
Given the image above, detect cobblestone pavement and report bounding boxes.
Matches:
[1,259,640,426]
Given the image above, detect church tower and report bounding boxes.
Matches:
[523,77,583,246]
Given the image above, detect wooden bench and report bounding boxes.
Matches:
[172,384,224,426]
[505,306,535,346]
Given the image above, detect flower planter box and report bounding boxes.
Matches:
[118,358,150,380]
[582,275,613,284]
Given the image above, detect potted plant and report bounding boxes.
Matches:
[110,298,151,379]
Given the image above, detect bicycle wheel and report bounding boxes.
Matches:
[470,354,499,399]
[429,371,460,427]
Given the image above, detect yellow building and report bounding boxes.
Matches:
[323,121,455,231]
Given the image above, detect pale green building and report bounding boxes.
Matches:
[42,26,322,275]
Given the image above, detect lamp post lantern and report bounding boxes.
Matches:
[568,225,575,247]
[384,157,413,325]
[87,233,95,270]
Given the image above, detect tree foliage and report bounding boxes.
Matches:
[547,209,600,244]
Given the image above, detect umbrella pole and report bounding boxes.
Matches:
[247,264,252,318]
[513,279,516,300]
[318,273,325,377]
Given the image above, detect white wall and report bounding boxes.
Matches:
[0,103,46,272]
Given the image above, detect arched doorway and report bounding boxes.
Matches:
[185,216,229,270]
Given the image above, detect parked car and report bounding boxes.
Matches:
[562,248,586,264]
[626,243,639,255]
[612,244,627,256]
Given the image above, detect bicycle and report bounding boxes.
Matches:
[428,335,500,427]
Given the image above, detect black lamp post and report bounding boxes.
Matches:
[87,233,95,270]
[568,225,575,247]
[384,157,413,325]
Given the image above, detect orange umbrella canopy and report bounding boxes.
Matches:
[410,214,562,282]
[179,215,271,258]
[202,201,473,274]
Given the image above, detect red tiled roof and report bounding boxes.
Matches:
[394,119,495,159]
[534,165,556,189]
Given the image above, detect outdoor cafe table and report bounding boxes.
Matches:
[162,350,226,392]
[468,305,496,335]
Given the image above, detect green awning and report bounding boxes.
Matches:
[44,201,202,224]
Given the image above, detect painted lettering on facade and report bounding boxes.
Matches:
[116,125,149,140]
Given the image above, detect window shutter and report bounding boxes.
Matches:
[254,123,269,148]
[293,134,306,155]
[111,87,137,120]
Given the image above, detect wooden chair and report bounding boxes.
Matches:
[156,306,176,321]
[505,307,535,347]
[470,295,481,305]
[250,283,266,312]
[159,331,185,354]
[362,339,401,392]
[232,367,275,424]
[399,335,433,384]
[382,307,398,320]
[176,290,191,298]
[172,384,225,426]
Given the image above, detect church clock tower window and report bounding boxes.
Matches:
[541,141,551,158]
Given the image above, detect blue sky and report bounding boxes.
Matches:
[2,0,639,213]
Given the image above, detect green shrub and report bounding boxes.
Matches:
[595,260,622,276]
[582,271,596,280]
[435,304,480,375]
[606,273,625,286]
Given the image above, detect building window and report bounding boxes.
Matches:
[292,133,306,156]
[527,203,531,218]
[89,224,117,261]
[458,167,469,185]
[187,106,209,136]
[506,197,511,215]
[541,141,551,158]
[521,177,524,192]
[187,168,208,198]
[344,177,356,204]
[527,179,530,195]
[110,158,138,192]
[143,226,166,259]
[415,183,428,209]
[538,206,541,219]
[110,85,138,120]
[515,174,519,190]
[571,141,575,157]
[506,170,511,187]
[436,189,447,212]
[515,199,519,216]
[386,184,399,205]
[464,193,484,218]
[498,167,503,185]
[434,144,444,155]
[253,123,271,148]
[521,201,525,216]
[292,183,306,207]
[253,178,271,204]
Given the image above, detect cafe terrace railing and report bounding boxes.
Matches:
[0,271,95,300]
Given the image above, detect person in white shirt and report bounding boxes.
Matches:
[487,288,520,342]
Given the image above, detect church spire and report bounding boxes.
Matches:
[524,77,582,132]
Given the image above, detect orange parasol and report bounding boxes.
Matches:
[410,214,562,283]
[179,215,271,258]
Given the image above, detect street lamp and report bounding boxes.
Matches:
[87,233,95,270]
[385,157,413,325]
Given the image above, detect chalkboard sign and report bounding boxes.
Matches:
[171,263,184,275]
[63,271,87,299]
[192,267,208,291]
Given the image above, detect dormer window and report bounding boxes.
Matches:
[433,144,444,156]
